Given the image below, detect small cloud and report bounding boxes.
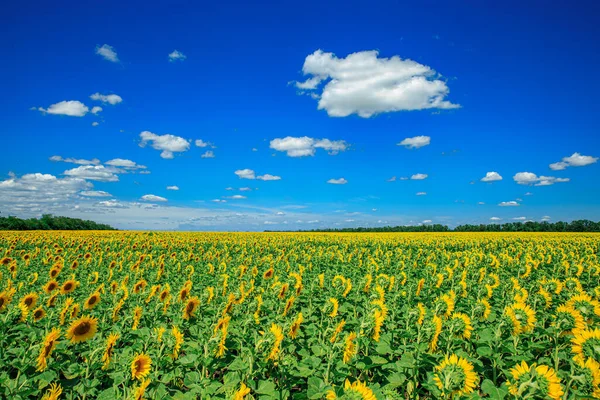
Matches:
[513,172,569,186]
[91,106,103,115]
[90,93,123,105]
[95,44,119,62]
[140,194,167,202]
[64,165,119,182]
[525,192,533,196]
[168,50,187,62]
[422,219,432,224]
[269,136,348,157]
[490,217,501,221]
[257,174,281,181]
[251,148,258,152]
[80,190,112,197]
[513,217,527,220]
[235,169,255,179]
[201,150,215,158]
[477,202,485,205]
[499,201,520,207]
[416,192,427,196]
[411,173,428,180]
[541,216,551,221]
[139,131,190,159]
[212,199,227,203]
[195,139,213,148]
[481,171,502,182]
[239,187,252,191]
[550,152,598,170]
[327,178,348,185]
[397,135,431,149]
[38,101,89,117]
[91,122,99,127]
[387,176,396,182]
[226,195,247,200]
[166,185,179,191]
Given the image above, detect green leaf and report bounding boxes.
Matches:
[481,379,507,399]
[397,352,416,369]
[257,380,277,396]
[476,346,493,357]
[228,357,248,371]
[386,372,406,389]
[307,377,329,399]
[96,388,116,400]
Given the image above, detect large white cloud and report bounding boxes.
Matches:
[139,131,190,159]
[513,172,569,186]
[295,50,459,117]
[38,101,89,117]
[0,173,91,206]
[90,93,123,105]
[550,152,598,170]
[397,135,431,149]
[64,165,119,182]
[95,44,119,62]
[270,136,348,157]
[481,171,503,182]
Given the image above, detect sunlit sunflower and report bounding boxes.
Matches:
[477,298,491,321]
[183,296,200,320]
[131,353,152,380]
[433,354,479,397]
[49,266,61,279]
[133,279,147,294]
[0,291,11,312]
[568,293,600,319]
[451,312,473,339]
[233,382,251,400]
[505,303,536,335]
[172,325,184,359]
[33,306,46,322]
[572,328,600,367]
[60,279,78,295]
[41,382,62,400]
[132,306,143,330]
[263,267,274,280]
[102,333,120,370]
[66,316,98,343]
[430,315,443,351]
[267,323,284,361]
[289,312,304,339]
[84,292,101,310]
[37,328,61,371]
[330,319,346,343]
[344,379,376,400]
[555,304,586,334]
[506,361,563,400]
[328,298,339,318]
[575,357,600,398]
[44,280,59,294]
[133,379,151,400]
[343,332,357,364]
[159,287,170,302]
[20,292,38,310]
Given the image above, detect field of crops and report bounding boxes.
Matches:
[1,232,600,399]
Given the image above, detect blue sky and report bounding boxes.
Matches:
[2,0,599,230]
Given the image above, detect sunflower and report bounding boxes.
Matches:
[477,298,492,321]
[283,296,295,316]
[343,332,357,364]
[417,303,426,325]
[233,383,251,400]
[289,312,304,339]
[102,333,120,370]
[178,286,190,302]
[47,293,58,308]
[506,361,563,400]
[575,358,600,398]
[416,278,425,296]
[41,382,62,400]
[263,267,274,280]
[183,296,201,320]
[70,303,80,319]
[344,379,376,400]
[567,293,600,319]
[572,328,600,367]
[133,279,147,294]
[131,353,152,380]
[430,315,443,351]
[372,309,385,342]
[505,303,536,335]
[0,291,11,312]
[133,379,151,400]
[44,280,59,294]
[433,354,479,397]
[49,266,61,279]
[555,304,586,334]
[66,316,98,343]
[60,279,78,295]
[37,328,61,371]
[171,326,184,359]
[267,323,284,361]
[159,287,170,302]
[84,292,101,310]
[33,306,46,322]
[20,292,38,310]
[328,298,339,318]
[450,312,473,339]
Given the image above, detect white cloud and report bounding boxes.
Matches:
[0,173,91,205]
[195,139,212,148]
[477,202,485,205]
[166,186,179,191]
[257,174,281,181]
[235,169,281,180]
[295,49,459,117]
[50,156,101,165]
[139,131,190,159]
[541,216,551,221]
[525,192,533,196]
[387,176,396,182]
[239,187,252,191]
[398,135,431,149]
[269,136,348,157]
[499,201,520,207]
[168,50,187,62]
[64,165,119,182]
[481,172,503,182]
[141,194,167,202]
[95,44,119,62]
[91,106,103,115]
[80,190,112,197]
[212,199,227,203]
[201,150,215,158]
[327,178,348,185]
[490,217,501,221]
[90,93,123,105]
[416,192,427,196]
[513,172,569,186]
[91,122,99,127]
[226,195,247,200]
[550,152,598,170]
[411,173,428,180]
[38,100,89,117]
[105,158,146,170]
[513,217,526,220]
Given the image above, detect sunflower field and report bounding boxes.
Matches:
[1,231,600,399]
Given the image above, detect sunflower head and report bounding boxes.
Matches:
[433,354,479,397]
[84,292,101,309]
[572,328,600,367]
[44,280,59,294]
[21,292,39,310]
[507,361,563,400]
[33,306,46,322]
[183,296,201,320]
[131,353,152,380]
[60,279,79,295]
[66,316,98,343]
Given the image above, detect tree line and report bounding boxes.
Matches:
[270,220,600,233]
[0,214,116,230]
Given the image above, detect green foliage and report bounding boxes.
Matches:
[0,214,115,230]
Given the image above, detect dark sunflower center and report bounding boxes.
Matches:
[0,298,4,307]
[43,341,54,357]
[134,360,142,372]
[186,302,195,313]
[64,283,73,291]
[74,322,91,335]
[25,298,33,306]
[48,283,57,291]
[160,292,167,300]
[34,310,43,318]
[88,297,97,305]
